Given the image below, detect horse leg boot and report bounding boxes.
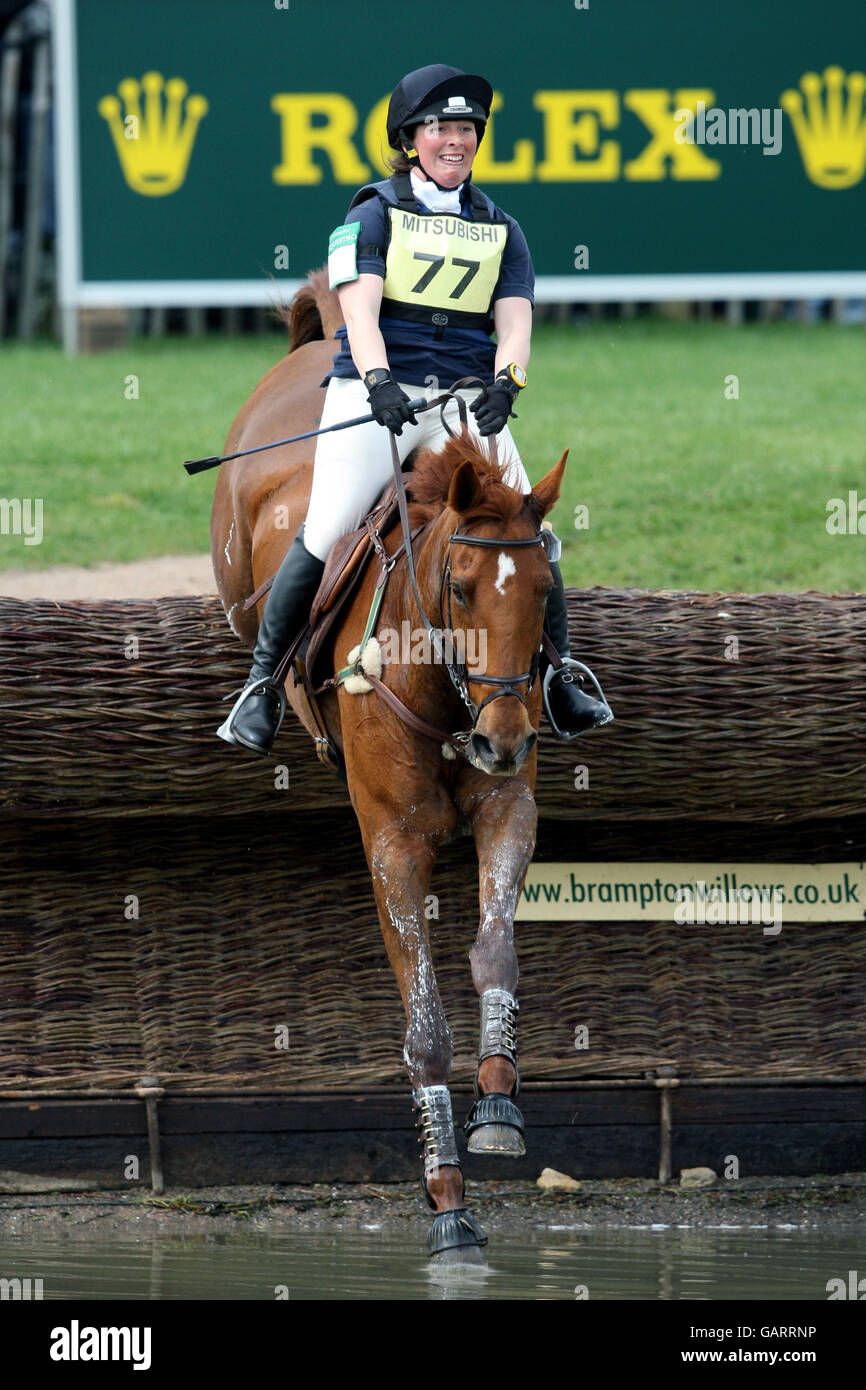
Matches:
[217,527,325,755]
[541,551,614,740]
[464,989,526,1157]
[464,783,536,1156]
[416,1085,487,1260]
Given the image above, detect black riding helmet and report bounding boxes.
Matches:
[386,64,493,188]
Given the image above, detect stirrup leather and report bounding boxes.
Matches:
[216,675,287,745]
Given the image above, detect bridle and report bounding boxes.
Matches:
[439,528,544,725]
[383,380,549,756]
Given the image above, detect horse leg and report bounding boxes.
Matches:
[464,784,536,1157]
[366,826,487,1260]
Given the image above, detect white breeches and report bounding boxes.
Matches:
[303,376,531,562]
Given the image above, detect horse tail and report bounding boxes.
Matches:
[279,267,344,353]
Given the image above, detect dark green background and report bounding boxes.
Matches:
[74,0,865,283]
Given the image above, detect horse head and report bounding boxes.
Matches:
[410,428,568,777]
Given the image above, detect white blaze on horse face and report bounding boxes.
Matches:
[494,552,516,596]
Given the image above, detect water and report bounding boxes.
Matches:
[1,1228,861,1300]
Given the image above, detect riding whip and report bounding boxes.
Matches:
[182,398,431,475]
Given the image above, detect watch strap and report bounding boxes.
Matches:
[364,368,394,390]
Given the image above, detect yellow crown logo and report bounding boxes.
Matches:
[781,66,866,189]
[98,71,208,196]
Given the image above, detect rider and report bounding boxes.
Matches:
[222,64,612,755]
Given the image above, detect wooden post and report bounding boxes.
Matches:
[135,1076,165,1193]
[186,306,206,336]
[656,1065,679,1184]
[0,28,22,338]
[18,28,50,338]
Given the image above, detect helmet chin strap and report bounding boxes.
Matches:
[401,136,469,192]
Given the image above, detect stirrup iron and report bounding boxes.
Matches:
[542,657,613,741]
[216,675,287,746]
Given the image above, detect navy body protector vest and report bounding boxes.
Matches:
[347,173,508,340]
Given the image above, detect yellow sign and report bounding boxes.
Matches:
[781,67,866,189]
[98,72,208,196]
[270,72,865,189]
[98,69,864,197]
[382,208,507,315]
[517,862,866,925]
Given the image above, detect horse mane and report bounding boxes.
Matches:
[277,267,345,352]
[407,427,540,527]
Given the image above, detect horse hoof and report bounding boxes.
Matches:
[429,1242,487,1267]
[427,1206,487,1257]
[464,1093,525,1155]
[467,1122,526,1156]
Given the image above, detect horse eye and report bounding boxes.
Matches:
[450,582,467,606]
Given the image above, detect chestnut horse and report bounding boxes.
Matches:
[212,271,567,1259]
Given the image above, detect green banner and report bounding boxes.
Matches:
[55,0,866,304]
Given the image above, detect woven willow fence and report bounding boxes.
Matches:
[2,588,865,821]
[1,590,865,1093]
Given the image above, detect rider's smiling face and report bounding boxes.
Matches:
[409,118,478,185]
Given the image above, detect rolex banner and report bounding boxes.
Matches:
[53,0,866,314]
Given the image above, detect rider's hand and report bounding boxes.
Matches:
[470,380,517,436]
[364,369,418,436]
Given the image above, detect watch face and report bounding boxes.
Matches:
[510,364,527,387]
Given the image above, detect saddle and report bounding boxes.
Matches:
[304,480,401,687]
[238,472,412,778]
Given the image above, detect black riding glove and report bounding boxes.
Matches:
[365,369,418,436]
[470,379,518,436]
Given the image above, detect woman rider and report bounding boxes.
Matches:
[223,64,612,755]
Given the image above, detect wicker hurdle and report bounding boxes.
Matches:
[1,589,865,1101]
[2,588,866,822]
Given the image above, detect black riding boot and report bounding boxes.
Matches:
[217,527,325,756]
[541,557,613,739]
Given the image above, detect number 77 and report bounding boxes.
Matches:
[411,253,480,299]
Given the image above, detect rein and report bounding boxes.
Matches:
[324,381,548,761]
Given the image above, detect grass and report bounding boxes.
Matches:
[1,320,864,592]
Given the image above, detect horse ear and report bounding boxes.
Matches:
[447,458,484,514]
[527,449,568,522]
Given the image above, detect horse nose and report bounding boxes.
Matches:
[470,728,537,776]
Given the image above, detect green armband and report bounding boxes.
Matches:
[328,221,362,291]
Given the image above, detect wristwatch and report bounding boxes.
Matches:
[496,363,528,398]
[364,367,393,391]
